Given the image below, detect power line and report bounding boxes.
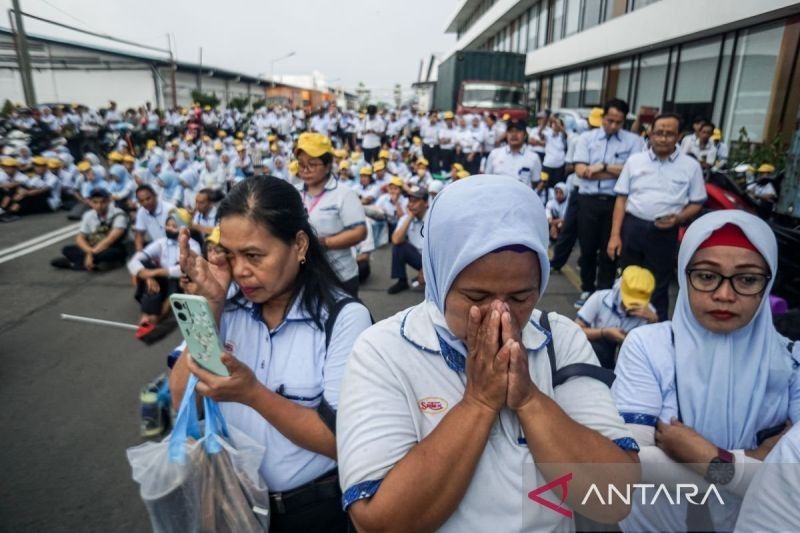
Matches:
[33,0,101,34]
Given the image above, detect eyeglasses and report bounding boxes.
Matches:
[650,130,678,139]
[686,269,771,296]
[297,160,325,172]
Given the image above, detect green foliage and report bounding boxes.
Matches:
[251,97,267,110]
[190,90,220,109]
[228,96,250,112]
[729,127,787,169]
[1,99,14,117]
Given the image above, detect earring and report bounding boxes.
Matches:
[300,257,306,265]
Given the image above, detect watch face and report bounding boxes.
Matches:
[706,458,735,485]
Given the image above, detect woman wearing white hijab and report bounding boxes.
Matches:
[337,174,639,532]
[612,210,800,532]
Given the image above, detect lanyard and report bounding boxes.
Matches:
[304,189,326,214]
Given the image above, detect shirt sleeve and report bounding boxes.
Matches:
[127,241,160,275]
[687,159,707,203]
[572,133,590,165]
[79,212,92,234]
[336,326,420,509]
[549,314,637,448]
[322,302,373,409]
[576,291,602,325]
[611,326,667,424]
[613,160,633,195]
[112,211,130,230]
[339,188,367,230]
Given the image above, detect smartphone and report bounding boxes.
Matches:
[169,294,229,376]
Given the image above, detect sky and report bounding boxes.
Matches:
[1,0,459,100]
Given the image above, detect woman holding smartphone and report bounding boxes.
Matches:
[169,177,372,533]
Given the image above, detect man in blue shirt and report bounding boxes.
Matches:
[572,99,645,308]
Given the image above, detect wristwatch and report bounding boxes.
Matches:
[704,448,735,485]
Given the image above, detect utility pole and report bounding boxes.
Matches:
[167,34,177,109]
[10,0,36,106]
[197,47,203,92]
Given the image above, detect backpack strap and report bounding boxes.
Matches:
[538,310,616,389]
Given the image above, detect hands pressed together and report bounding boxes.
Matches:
[463,300,541,414]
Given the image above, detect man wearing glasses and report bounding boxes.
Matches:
[607,113,707,321]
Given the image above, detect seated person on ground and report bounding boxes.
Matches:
[387,185,428,294]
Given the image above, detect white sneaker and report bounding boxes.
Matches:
[573,291,591,309]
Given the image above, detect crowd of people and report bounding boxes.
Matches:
[3,96,798,532]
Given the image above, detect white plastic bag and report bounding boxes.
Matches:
[127,375,269,532]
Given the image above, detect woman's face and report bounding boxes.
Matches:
[444,250,541,343]
[219,215,308,304]
[686,246,769,334]
[297,151,329,187]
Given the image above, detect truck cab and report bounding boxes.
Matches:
[457,81,528,121]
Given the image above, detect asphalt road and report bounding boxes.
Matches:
[0,211,584,532]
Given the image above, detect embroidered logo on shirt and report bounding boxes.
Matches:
[223,341,235,354]
[418,397,448,414]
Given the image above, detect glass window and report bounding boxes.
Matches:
[564,69,582,107]
[635,50,669,111]
[519,14,529,53]
[538,0,550,48]
[540,76,551,110]
[511,21,519,53]
[527,78,541,112]
[604,0,616,22]
[582,0,603,31]
[564,0,581,37]
[629,0,660,11]
[551,73,565,110]
[551,0,565,43]
[674,37,722,103]
[528,5,539,51]
[712,35,734,126]
[583,65,604,106]
[608,59,634,102]
[724,21,784,141]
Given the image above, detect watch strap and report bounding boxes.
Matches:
[717,447,734,463]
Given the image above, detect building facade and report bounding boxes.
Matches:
[444,0,800,142]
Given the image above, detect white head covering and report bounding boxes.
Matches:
[674,210,792,449]
[422,174,550,353]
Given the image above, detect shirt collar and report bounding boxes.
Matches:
[647,147,681,162]
[600,129,621,141]
[247,289,312,331]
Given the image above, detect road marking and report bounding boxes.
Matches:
[0,225,80,265]
[0,223,80,258]
[562,265,582,291]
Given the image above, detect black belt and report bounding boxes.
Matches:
[578,194,615,201]
[269,470,341,515]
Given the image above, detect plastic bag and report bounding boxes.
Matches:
[127,375,270,532]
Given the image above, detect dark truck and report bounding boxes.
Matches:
[434,50,528,121]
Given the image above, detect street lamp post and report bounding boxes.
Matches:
[270,51,296,85]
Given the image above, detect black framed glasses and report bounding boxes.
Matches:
[686,269,771,296]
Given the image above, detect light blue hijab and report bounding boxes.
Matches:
[422,174,550,354]
[674,210,791,450]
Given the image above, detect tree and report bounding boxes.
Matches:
[393,83,402,108]
[190,90,221,109]
[356,82,371,107]
[228,96,250,112]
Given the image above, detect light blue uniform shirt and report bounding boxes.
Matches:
[576,289,652,333]
[573,128,645,195]
[218,294,372,492]
[614,149,707,221]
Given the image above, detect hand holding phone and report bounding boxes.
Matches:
[170,294,230,376]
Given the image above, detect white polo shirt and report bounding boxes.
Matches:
[614,149,706,221]
[438,125,457,150]
[79,204,129,236]
[576,289,653,333]
[218,293,372,492]
[127,236,201,278]
[484,145,543,188]
[421,122,440,146]
[396,213,424,254]
[337,302,637,531]
[192,205,217,228]
[134,200,175,242]
[302,177,367,282]
[362,116,385,150]
[542,129,567,168]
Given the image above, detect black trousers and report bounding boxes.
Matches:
[591,339,618,370]
[439,148,455,173]
[341,275,359,298]
[391,241,422,281]
[550,187,580,270]
[14,193,52,215]
[542,165,566,186]
[577,194,617,293]
[619,214,678,321]
[62,244,126,270]
[363,147,379,164]
[422,144,440,173]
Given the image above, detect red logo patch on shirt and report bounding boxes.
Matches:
[223,341,235,354]
[418,397,448,414]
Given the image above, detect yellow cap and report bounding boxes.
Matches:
[412,136,421,145]
[757,163,775,173]
[108,151,123,162]
[204,105,212,111]
[359,166,373,176]
[456,170,470,180]
[295,132,333,158]
[1,157,18,167]
[540,171,550,182]
[288,160,299,174]
[47,158,62,169]
[711,128,721,141]
[416,158,429,167]
[350,152,361,161]
[588,107,604,128]
[147,139,158,149]
[333,149,347,159]
[339,160,350,170]
[32,156,47,166]
[268,134,277,142]
[620,266,655,309]
[217,130,227,138]
[235,131,245,139]
[389,176,404,187]
[185,133,194,141]
[236,144,246,151]
[123,155,136,164]
[202,135,211,142]
[373,160,386,172]
[171,139,180,147]
[502,113,511,121]
[443,111,455,120]
[77,161,92,172]
[214,141,224,150]
[451,163,464,172]
[205,226,221,246]
[270,143,279,152]
[378,149,390,160]
[168,208,192,228]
